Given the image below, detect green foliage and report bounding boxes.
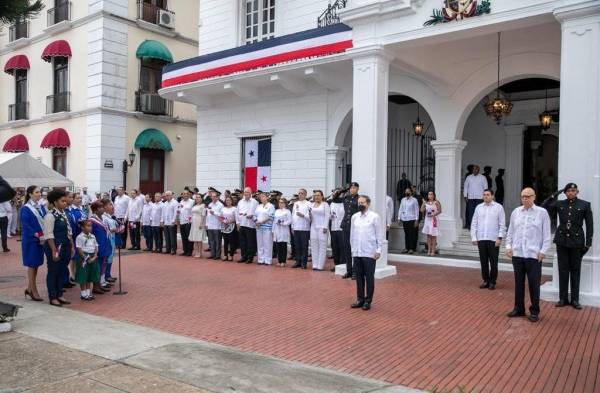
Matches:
[424,8,445,26]
[476,0,492,15]
[0,0,44,25]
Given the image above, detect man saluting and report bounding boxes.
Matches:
[543,183,593,309]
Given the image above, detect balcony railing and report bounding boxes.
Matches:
[317,0,348,28]
[46,92,70,114]
[9,21,28,42]
[136,91,173,116]
[47,2,71,27]
[9,102,29,121]
[137,0,173,25]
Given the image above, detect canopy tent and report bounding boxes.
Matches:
[0,153,73,188]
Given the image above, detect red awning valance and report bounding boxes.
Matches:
[40,128,70,149]
[4,55,30,75]
[3,134,29,152]
[41,40,72,62]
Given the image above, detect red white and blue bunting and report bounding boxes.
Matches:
[161,24,353,88]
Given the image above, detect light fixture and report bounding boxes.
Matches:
[128,149,136,166]
[413,103,425,136]
[539,89,553,130]
[484,32,513,125]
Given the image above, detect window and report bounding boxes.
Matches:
[139,0,168,25]
[49,57,69,113]
[140,59,164,94]
[137,58,171,115]
[244,0,275,44]
[11,69,28,120]
[52,148,67,176]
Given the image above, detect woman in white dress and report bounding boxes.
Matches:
[421,190,442,256]
[255,193,275,265]
[309,190,330,271]
[189,194,207,258]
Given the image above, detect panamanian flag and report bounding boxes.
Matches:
[244,138,271,192]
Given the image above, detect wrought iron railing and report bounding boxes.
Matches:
[9,102,28,121]
[317,0,348,28]
[9,21,28,41]
[47,1,71,26]
[46,92,70,114]
[137,0,173,25]
[136,91,173,116]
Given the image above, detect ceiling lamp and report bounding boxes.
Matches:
[484,32,513,125]
[539,89,553,130]
[413,103,425,136]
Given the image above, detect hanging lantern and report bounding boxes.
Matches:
[484,32,513,124]
[413,103,425,136]
[539,89,553,130]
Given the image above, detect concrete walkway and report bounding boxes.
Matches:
[0,296,420,393]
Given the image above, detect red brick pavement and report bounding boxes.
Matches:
[1,237,599,393]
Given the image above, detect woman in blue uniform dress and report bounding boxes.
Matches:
[43,190,74,307]
[20,186,46,301]
[89,200,112,294]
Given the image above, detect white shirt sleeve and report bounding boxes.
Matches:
[470,205,479,241]
[541,209,552,255]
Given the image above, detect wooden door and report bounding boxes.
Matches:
[139,149,165,195]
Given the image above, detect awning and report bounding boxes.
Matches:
[136,40,173,63]
[134,128,172,151]
[2,134,29,152]
[4,55,30,75]
[0,153,72,188]
[41,40,72,62]
[40,128,70,149]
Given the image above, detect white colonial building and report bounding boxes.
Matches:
[160,0,600,304]
[0,0,199,196]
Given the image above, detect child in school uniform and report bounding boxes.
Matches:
[75,220,99,301]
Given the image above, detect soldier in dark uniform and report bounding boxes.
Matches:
[341,182,360,279]
[543,183,593,309]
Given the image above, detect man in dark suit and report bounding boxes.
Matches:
[495,169,505,205]
[543,183,593,309]
[341,182,360,279]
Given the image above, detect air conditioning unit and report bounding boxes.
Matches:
[158,9,175,29]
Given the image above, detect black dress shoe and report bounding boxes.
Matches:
[571,301,583,310]
[3,249,10,252]
[128,247,135,250]
[351,301,364,309]
[528,314,540,322]
[342,273,351,279]
[488,283,496,290]
[237,259,246,263]
[555,300,568,307]
[292,264,302,269]
[57,298,71,305]
[507,309,526,318]
[362,303,371,310]
[479,281,489,289]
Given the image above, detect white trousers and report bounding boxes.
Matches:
[256,229,273,264]
[7,213,13,237]
[310,227,328,270]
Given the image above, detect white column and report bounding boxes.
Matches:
[340,45,396,279]
[504,124,525,214]
[325,146,347,194]
[542,3,600,306]
[431,140,467,248]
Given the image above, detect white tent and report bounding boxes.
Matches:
[0,153,73,188]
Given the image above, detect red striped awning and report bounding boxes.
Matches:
[41,40,72,62]
[4,55,30,75]
[40,128,70,149]
[2,134,29,152]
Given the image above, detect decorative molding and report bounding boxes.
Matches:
[43,20,73,35]
[571,27,593,36]
[554,1,600,23]
[430,139,467,153]
[234,129,276,139]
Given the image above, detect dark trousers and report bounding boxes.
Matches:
[354,257,376,304]
[465,199,482,229]
[222,227,238,256]
[289,228,296,259]
[402,220,418,251]
[478,240,499,284]
[293,230,310,267]
[207,229,222,258]
[239,226,257,261]
[118,218,128,245]
[342,227,353,274]
[180,223,192,255]
[152,226,163,251]
[129,221,141,248]
[45,242,71,300]
[142,225,153,250]
[275,241,288,264]
[0,216,7,251]
[557,245,583,303]
[331,230,344,265]
[164,225,177,253]
[512,257,541,315]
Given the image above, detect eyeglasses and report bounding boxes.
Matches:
[520,194,535,199]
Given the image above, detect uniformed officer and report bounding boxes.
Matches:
[543,183,593,309]
[341,182,359,279]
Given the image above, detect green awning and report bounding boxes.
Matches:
[135,40,173,63]
[134,129,173,151]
